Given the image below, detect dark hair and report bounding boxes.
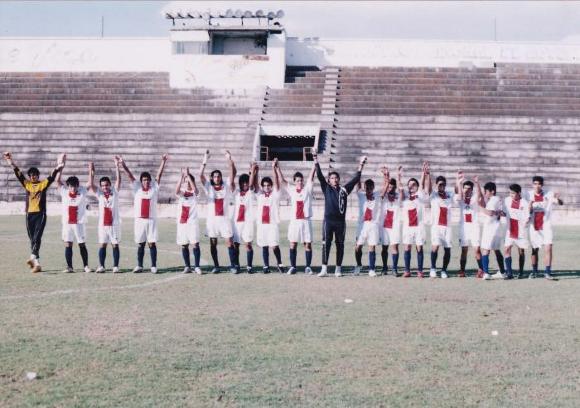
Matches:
[483,182,496,193]
[66,176,79,187]
[408,177,419,186]
[509,183,521,194]
[210,170,223,186]
[389,178,397,187]
[463,180,474,189]
[364,179,374,190]
[293,172,304,181]
[140,172,152,182]
[261,176,273,187]
[99,176,111,185]
[27,167,40,177]
[435,176,447,185]
[532,176,544,185]
[328,171,340,179]
[238,173,249,186]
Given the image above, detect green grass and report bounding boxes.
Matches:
[0,215,579,407]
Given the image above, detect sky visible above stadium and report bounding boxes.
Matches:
[1,1,580,43]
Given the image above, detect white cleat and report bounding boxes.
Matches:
[63,267,74,273]
[493,272,505,279]
[183,266,192,274]
[353,266,361,276]
[112,266,120,274]
[368,269,377,277]
[334,266,342,277]
[317,265,328,277]
[84,266,93,273]
[305,266,313,275]
[95,266,106,274]
[483,273,492,280]
[132,266,143,273]
[287,267,296,275]
[441,270,449,279]
[194,267,202,275]
[429,268,438,278]
[151,267,158,274]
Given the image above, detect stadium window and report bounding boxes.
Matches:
[210,32,268,55]
[260,135,316,161]
[172,41,209,55]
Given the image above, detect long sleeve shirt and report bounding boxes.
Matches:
[316,163,361,223]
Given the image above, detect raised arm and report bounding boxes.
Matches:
[199,150,209,186]
[312,148,327,192]
[253,163,260,193]
[155,154,168,184]
[275,158,288,188]
[474,175,485,208]
[118,155,135,183]
[187,167,199,196]
[272,158,281,191]
[113,156,121,191]
[397,165,406,199]
[249,161,258,191]
[4,152,26,186]
[225,150,236,191]
[379,165,390,197]
[55,153,66,187]
[456,170,464,201]
[307,161,316,183]
[344,155,366,194]
[422,161,432,195]
[175,168,185,197]
[87,162,97,193]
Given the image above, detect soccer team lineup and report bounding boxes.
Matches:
[2,148,563,281]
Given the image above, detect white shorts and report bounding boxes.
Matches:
[481,223,502,251]
[431,225,452,248]
[381,226,401,246]
[207,217,233,239]
[288,219,313,243]
[529,224,553,249]
[257,223,280,247]
[356,222,380,246]
[402,225,426,246]
[134,218,158,243]
[177,221,200,245]
[233,221,254,244]
[98,225,121,245]
[62,223,86,243]
[458,222,480,248]
[504,235,529,250]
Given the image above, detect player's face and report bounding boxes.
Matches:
[533,180,543,193]
[240,181,249,192]
[387,183,396,194]
[365,184,374,194]
[510,191,521,200]
[437,181,446,193]
[29,174,39,183]
[484,189,494,199]
[212,173,222,185]
[100,180,111,193]
[295,177,304,189]
[463,185,473,198]
[329,174,339,187]
[262,182,272,194]
[141,177,151,190]
[408,180,418,193]
[68,184,78,194]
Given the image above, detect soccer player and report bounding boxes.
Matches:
[120,154,168,273]
[314,148,366,277]
[379,166,402,277]
[354,176,382,277]
[175,167,201,274]
[426,165,455,279]
[275,160,316,275]
[503,184,530,280]
[232,162,258,273]
[87,157,122,273]
[525,176,563,280]
[455,172,484,278]
[55,155,91,273]
[253,159,285,273]
[200,150,238,273]
[477,181,505,280]
[3,151,64,273]
[399,163,429,278]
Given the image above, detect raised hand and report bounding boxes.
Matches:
[202,150,209,165]
[360,156,368,166]
[89,162,95,172]
[473,175,479,184]
[225,150,232,161]
[272,157,279,168]
[3,152,12,162]
[161,154,169,162]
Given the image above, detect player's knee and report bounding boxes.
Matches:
[148,243,156,248]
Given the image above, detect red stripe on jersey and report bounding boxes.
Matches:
[534,212,544,231]
[534,193,544,202]
[214,198,224,216]
[511,199,520,209]
[438,207,448,226]
[180,206,190,224]
[384,210,394,229]
[68,206,78,224]
[465,213,472,223]
[296,201,305,220]
[237,204,246,222]
[509,218,519,239]
[103,207,113,226]
[261,205,270,224]
[364,208,373,222]
[140,198,150,219]
[408,208,418,227]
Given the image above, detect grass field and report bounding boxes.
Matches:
[0,215,579,407]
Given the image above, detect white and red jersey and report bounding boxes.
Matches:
[430,190,454,227]
[97,187,120,227]
[256,190,281,225]
[401,190,428,228]
[481,195,502,226]
[132,180,159,220]
[455,191,480,226]
[60,186,88,225]
[203,179,232,220]
[357,191,382,224]
[285,181,314,220]
[233,188,255,223]
[525,190,556,231]
[381,192,401,229]
[176,190,198,225]
[504,197,530,240]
